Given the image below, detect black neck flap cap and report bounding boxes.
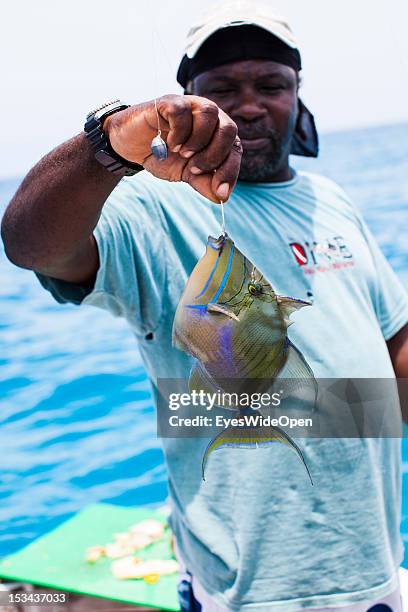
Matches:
[177,24,318,158]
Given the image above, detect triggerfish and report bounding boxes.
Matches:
[172,234,316,483]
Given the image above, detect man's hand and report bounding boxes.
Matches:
[104,95,243,203]
[1,95,242,284]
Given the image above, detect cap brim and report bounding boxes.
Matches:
[186,18,298,59]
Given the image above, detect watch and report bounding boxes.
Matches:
[84,100,143,177]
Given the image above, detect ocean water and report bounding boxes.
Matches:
[0,123,407,565]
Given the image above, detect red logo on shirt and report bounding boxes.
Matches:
[289,236,354,274]
[290,243,308,266]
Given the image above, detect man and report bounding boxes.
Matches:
[2,2,408,610]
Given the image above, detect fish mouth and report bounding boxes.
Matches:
[208,233,228,250]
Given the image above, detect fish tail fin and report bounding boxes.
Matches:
[201,422,313,485]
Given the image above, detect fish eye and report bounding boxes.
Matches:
[248,283,263,296]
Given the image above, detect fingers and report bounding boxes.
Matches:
[187,109,238,175]
[177,96,220,158]
[156,95,221,158]
[184,173,218,203]
[149,95,242,202]
[211,138,243,200]
[157,96,193,152]
[155,95,238,170]
[183,138,243,203]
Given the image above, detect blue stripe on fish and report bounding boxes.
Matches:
[210,244,235,304]
[195,252,221,298]
[186,244,235,312]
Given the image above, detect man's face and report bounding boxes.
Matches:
[192,59,299,182]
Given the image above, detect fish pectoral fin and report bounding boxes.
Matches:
[189,362,218,396]
[277,339,318,410]
[280,339,315,379]
[277,295,312,317]
[207,303,240,321]
[172,326,190,353]
[190,363,238,410]
[202,423,313,485]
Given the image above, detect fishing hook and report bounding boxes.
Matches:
[151,98,168,161]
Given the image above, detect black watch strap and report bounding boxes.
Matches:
[84,100,143,177]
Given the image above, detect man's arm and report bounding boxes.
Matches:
[1,95,242,283]
[387,323,408,377]
[387,324,408,423]
[1,133,118,284]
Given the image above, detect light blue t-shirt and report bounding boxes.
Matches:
[38,170,408,610]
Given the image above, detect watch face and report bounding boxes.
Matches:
[95,100,125,121]
[92,100,121,116]
[85,101,127,133]
[86,100,125,124]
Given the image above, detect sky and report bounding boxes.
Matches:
[1,0,408,179]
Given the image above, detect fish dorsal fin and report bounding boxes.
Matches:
[277,295,312,317]
[207,303,240,321]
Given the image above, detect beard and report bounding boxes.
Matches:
[238,128,287,182]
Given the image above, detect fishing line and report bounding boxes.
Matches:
[150,30,169,161]
[154,97,161,136]
[152,25,230,226]
[220,200,226,235]
[151,26,175,98]
[152,24,178,81]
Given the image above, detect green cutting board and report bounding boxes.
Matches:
[0,503,180,611]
